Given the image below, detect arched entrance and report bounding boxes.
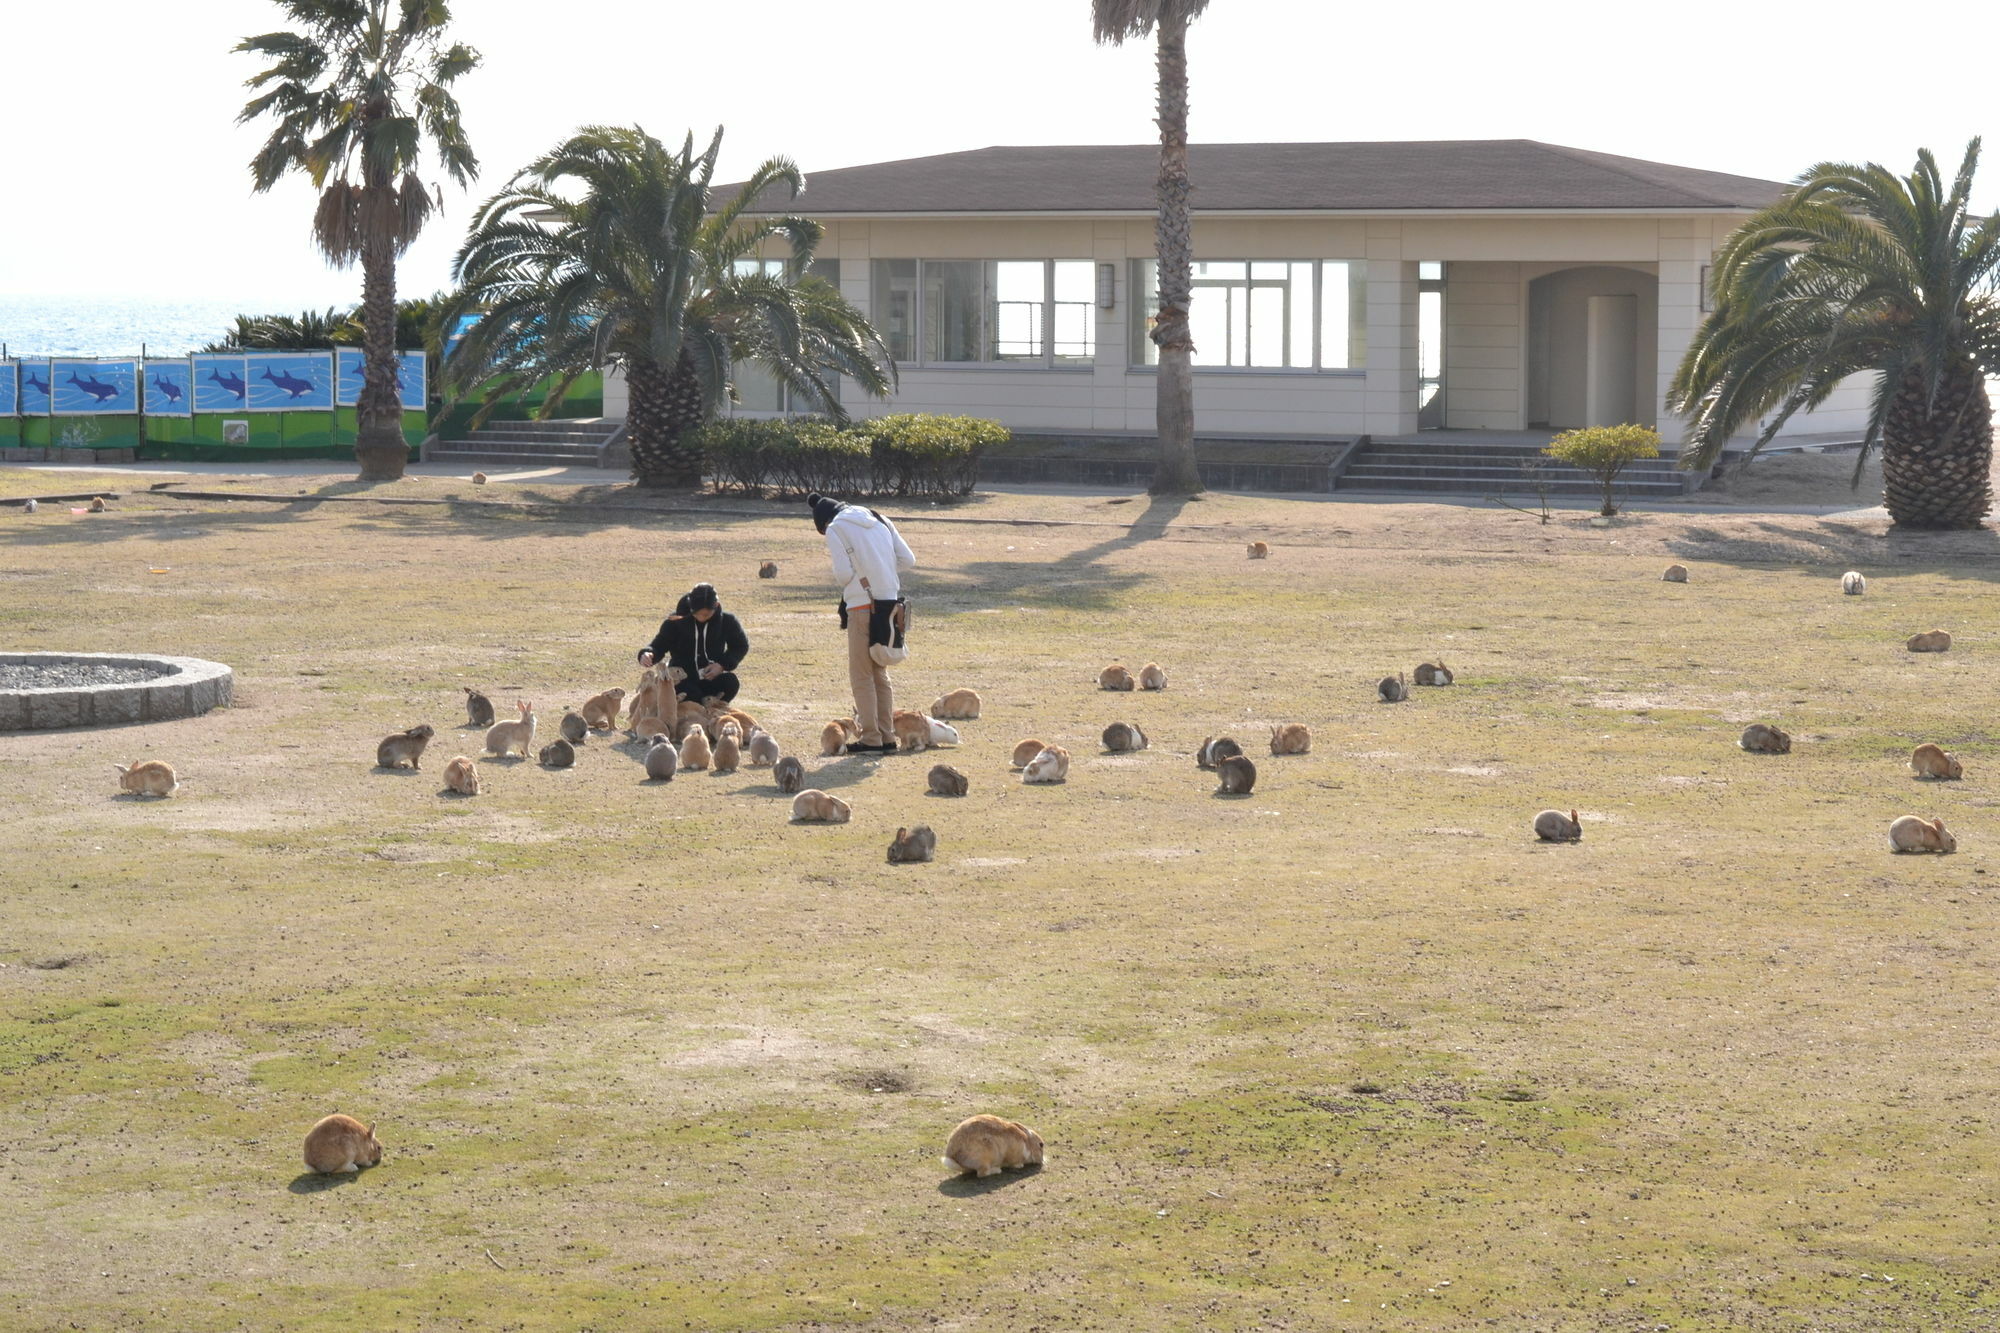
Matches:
[1526,266,1659,429]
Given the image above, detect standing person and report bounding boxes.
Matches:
[637,582,750,706]
[810,492,915,755]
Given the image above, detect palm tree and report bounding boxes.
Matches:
[1670,141,2000,529]
[1093,0,1210,497]
[235,0,478,481]
[442,125,895,489]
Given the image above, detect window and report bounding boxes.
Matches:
[728,258,842,414]
[1129,258,1367,370]
[870,259,1095,366]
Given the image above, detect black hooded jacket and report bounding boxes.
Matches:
[639,593,750,680]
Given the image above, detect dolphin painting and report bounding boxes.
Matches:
[260,366,316,399]
[66,372,120,404]
[151,373,185,405]
[24,370,49,396]
[208,367,247,402]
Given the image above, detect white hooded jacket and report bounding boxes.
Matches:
[825,505,915,608]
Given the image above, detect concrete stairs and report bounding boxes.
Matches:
[425,418,624,468]
[1336,438,1697,499]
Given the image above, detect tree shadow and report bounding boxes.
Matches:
[941,492,1192,614]
[1664,519,2000,584]
[936,1163,1043,1196]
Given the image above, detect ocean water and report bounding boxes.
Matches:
[0,298,282,358]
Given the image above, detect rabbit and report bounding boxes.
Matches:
[1102,721,1148,753]
[1138,662,1167,691]
[715,717,743,746]
[442,755,480,795]
[1842,571,1867,595]
[1247,540,1270,559]
[1888,815,1956,853]
[1908,630,1953,652]
[928,764,969,796]
[1911,743,1964,780]
[1098,663,1136,691]
[483,701,536,758]
[712,733,742,773]
[791,789,851,823]
[773,755,805,794]
[538,737,576,768]
[1533,808,1583,842]
[376,723,435,771]
[1413,660,1454,687]
[471,471,488,485]
[1010,738,1049,768]
[931,688,982,720]
[1216,754,1257,794]
[1022,746,1071,784]
[1269,723,1312,755]
[462,687,495,728]
[1196,736,1244,771]
[927,717,961,747]
[680,728,712,771]
[758,560,778,578]
[112,760,179,798]
[821,718,859,756]
[675,713,707,744]
[887,825,937,864]
[707,704,758,742]
[644,735,679,781]
[943,1114,1044,1178]
[580,687,626,731]
[22,499,37,514]
[892,710,934,752]
[1378,671,1409,703]
[1661,563,1689,583]
[559,710,588,745]
[745,730,781,767]
[88,496,106,513]
[1738,723,1792,754]
[302,1113,381,1174]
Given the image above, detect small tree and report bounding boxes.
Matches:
[1544,424,1660,516]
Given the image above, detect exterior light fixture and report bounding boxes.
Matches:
[1097,263,1116,310]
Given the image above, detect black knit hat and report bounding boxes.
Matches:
[808,492,844,534]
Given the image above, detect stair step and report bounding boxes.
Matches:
[1339,475,1683,495]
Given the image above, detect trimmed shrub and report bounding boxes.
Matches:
[859,413,1006,497]
[1544,423,1661,516]
[688,413,1004,499]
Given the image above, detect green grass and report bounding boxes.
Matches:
[4,479,2000,1329]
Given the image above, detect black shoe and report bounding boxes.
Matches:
[844,741,895,755]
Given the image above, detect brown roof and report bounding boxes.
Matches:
[723,140,1786,215]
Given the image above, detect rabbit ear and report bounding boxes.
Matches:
[1570,809,1579,822]
[1933,818,1947,833]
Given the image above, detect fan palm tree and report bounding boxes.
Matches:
[1669,141,2000,529]
[235,0,478,481]
[442,125,895,489]
[1093,0,1211,497]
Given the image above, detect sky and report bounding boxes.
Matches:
[1,0,1993,310]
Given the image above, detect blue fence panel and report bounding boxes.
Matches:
[19,361,50,415]
[0,361,15,417]
[247,352,333,411]
[143,359,192,416]
[192,355,250,413]
[337,348,427,410]
[52,359,138,415]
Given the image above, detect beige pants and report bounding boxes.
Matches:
[847,605,895,745]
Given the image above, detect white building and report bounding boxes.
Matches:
[611,140,1865,450]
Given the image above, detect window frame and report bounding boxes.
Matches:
[1128,257,1369,374]
[869,258,1097,370]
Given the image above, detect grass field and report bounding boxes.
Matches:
[4,472,2000,1331]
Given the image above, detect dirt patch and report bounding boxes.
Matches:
[834,1068,915,1094]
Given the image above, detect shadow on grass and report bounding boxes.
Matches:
[936,1163,1043,1197]
[287,1171,363,1195]
[942,492,1191,613]
[1664,519,2000,582]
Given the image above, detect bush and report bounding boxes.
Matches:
[1544,423,1662,516]
[688,413,1004,499]
[858,413,1006,497]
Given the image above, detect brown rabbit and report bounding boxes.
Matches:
[376,723,435,770]
[1010,737,1049,768]
[302,1113,381,1174]
[773,755,805,793]
[1098,663,1136,691]
[1738,723,1791,754]
[943,1114,1044,1178]
[1413,660,1454,687]
[1378,671,1409,703]
[88,496,106,513]
[471,471,488,485]
[1216,754,1257,794]
[1889,815,1956,853]
[1138,662,1167,691]
[931,688,983,720]
[928,763,968,796]
[745,730,781,767]
[1269,723,1312,755]
[892,709,934,752]
[1102,721,1148,753]
[559,711,588,745]
[791,789,851,823]
[1196,736,1244,771]
[1661,563,1689,583]
[680,728,712,771]
[758,560,778,579]
[1022,746,1071,784]
[1247,540,1270,559]
[887,825,937,863]
[462,687,495,728]
[1533,808,1583,842]
[821,718,859,756]
[112,760,179,798]
[1908,630,1953,653]
[644,735,679,781]
[712,733,742,773]
[1911,744,1964,780]
[580,687,626,731]
[483,701,536,758]
[538,737,576,768]
[442,755,480,795]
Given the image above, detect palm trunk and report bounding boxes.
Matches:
[627,352,709,489]
[1881,361,1993,529]
[354,192,409,481]
[1149,11,1203,497]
